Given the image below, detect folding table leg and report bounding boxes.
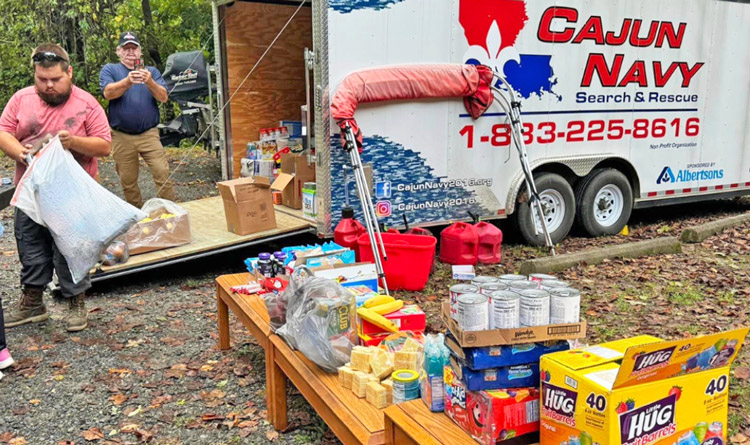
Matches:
[266,342,288,430]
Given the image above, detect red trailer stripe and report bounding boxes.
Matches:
[666,190,676,195]
[647,192,658,197]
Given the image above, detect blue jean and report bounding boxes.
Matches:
[14,209,90,298]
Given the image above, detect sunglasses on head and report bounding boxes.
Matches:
[32,52,68,64]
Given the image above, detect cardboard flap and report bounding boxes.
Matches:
[271,173,294,192]
[548,336,662,371]
[612,327,749,390]
[218,177,270,202]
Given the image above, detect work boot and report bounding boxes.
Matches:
[5,286,48,328]
[65,294,88,332]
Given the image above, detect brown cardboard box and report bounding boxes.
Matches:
[442,302,586,347]
[271,154,315,209]
[125,213,191,255]
[218,177,277,235]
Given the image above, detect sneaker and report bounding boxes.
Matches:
[5,286,48,328]
[0,348,14,370]
[65,293,88,332]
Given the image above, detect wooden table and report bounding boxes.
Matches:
[216,273,387,444]
[384,400,474,445]
[384,400,541,445]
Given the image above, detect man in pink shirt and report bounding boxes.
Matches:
[0,44,111,333]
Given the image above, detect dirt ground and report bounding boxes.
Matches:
[2,148,750,444]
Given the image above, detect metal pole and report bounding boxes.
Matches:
[211,0,229,180]
[491,78,556,255]
[343,125,390,295]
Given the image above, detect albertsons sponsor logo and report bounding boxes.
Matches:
[657,165,724,184]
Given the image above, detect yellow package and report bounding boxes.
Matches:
[540,328,748,445]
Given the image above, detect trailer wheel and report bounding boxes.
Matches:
[515,173,575,246]
[575,168,633,237]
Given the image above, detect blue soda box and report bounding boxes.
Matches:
[445,332,569,370]
[449,355,539,391]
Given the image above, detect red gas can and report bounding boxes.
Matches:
[439,222,479,265]
[405,227,433,236]
[475,221,503,264]
[334,208,366,259]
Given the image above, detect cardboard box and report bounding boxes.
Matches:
[359,304,426,335]
[450,355,539,391]
[125,212,191,255]
[445,333,569,370]
[444,366,540,444]
[540,328,748,445]
[311,263,379,292]
[271,153,315,209]
[218,177,276,235]
[442,303,586,347]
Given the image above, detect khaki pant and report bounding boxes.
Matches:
[111,128,175,208]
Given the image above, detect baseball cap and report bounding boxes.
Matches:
[118,31,141,48]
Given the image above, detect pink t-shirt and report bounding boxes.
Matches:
[0,85,111,184]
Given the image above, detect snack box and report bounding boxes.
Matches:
[444,366,540,445]
[450,355,539,391]
[359,304,425,335]
[446,333,569,370]
[540,328,748,445]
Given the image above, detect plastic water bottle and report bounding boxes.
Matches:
[421,333,450,412]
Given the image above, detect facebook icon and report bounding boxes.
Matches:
[376,181,392,199]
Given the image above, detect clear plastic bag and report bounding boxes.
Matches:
[12,137,146,283]
[268,269,357,372]
[100,239,130,266]
[125,198,191,255]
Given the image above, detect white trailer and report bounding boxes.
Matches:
[296,0,749,245]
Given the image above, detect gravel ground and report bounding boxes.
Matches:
[2,149,750,443]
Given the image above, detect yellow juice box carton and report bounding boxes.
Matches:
[540,328,748,445]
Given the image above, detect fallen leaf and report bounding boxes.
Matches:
[109,394,128,406]
[734,366,750,380]
[201,414,224,421]
[265,430,279,442]
[9,439,28,445]
[119,424,139,434]
[29,400,41,405]
[82,427,104,441]
[731,433,748,444]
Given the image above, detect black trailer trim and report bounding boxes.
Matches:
[90,226,316,283]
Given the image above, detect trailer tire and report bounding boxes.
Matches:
[515,173,575,246]
[575,168,633,237]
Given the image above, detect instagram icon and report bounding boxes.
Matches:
[376,201,392,217]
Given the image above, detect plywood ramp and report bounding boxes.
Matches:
[224,1,313,178]
[96,196,314,276]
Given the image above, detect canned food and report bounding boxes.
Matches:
[489,290,520,329]
[471,275,499,287]
[499,274,527,282]
[458,293,489,331]
[540,279,571,290]
[510,280,540,292]
[550,288,581,324]
[478,281,509,295]
[519,289,551,327]
[449,284,478,321]
[529,273,557,282]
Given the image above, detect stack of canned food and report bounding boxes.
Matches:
[449,273,581,331]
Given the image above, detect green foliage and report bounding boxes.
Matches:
[0,0,212,105]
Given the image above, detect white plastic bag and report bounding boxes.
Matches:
[12,137,146,283]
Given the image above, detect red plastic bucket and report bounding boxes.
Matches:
[357,232,437,291]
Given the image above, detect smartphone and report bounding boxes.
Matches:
[134,58,144,71]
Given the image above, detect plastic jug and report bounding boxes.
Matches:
[405,227,433,236]
[475,221,503,264]
[439,222,478,265]
[334,207,366,259]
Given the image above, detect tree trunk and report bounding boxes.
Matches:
[141,0,162,68]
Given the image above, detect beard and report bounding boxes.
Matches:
[36,87,72,106]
